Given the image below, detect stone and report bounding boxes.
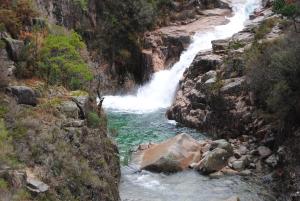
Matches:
[212,139,233,154]
[265,154,279,168]
[26,177,49,193]
[197,148,231,174]
[3,37,24,61]
[212,39,230,53]
[132,133,202,173]
[60,101,80,119]
[71,95,89,119]
[231,155,249,171]
[220,77,245,95]
[257,146,272,158]
[6,86,37,106]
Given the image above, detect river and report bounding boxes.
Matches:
[103,0,275,200]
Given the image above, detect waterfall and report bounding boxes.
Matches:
[103,0,261,113]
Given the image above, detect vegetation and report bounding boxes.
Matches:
[38,32,92,90]
[0,0,38,37]
[273,0,300,32]
[246,30,300,126]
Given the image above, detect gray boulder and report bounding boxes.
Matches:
[212,139,233,154]
[3,37,24,61]
[60,101,80,119]
[6,86,37,106]
[197,148,231,174]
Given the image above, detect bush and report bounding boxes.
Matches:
[38,31,92,90]
[0,0,37,37]
[87,112,101,128]
[246,31,300,124]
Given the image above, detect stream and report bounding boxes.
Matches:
[103,0,275,200]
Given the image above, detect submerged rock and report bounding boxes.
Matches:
[132,133,202,173]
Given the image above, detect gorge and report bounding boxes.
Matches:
[1,0,299,200]
[103,0,276,200]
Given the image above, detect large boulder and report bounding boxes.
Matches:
[132,133,202,173]
[6,86,37,106]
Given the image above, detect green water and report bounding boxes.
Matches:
[106,109,205,163]
[106,109,275,201]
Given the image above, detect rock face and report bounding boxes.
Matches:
[167,9,282,139]
[132,133,202,173]
[0,91,121,201]
[6,86,37,106]
[3,38,24,61]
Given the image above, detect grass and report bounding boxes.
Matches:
[0,178,8,190]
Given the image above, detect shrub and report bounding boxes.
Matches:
[273,0,300,31]
[246,31,300,124]
[0,178,8,190]
[87,112,101,128]
[38,31,92,90]
[0,0,37,37]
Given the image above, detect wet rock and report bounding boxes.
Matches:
[197,148,231,174]
[26,177,49,193]
[60,101,80,119]
[132,133,202,173]
[6,86,37,106]
[257,146,272,158]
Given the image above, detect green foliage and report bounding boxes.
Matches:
[73,0,88,11]
[38,31,92,90]
[246,31,300,124]
[12,189,32,201]
[87,112,101,128]
[0,178,8,190]
[273,0,300,18]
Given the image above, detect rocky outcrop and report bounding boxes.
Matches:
[167,8,282,138]
[6,86,38,106]
[0,88,120,200]
[141,8,231,81]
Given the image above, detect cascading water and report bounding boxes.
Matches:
[102,0,276,200]
[103,0,261,113]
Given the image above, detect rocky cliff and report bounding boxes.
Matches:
[166,3,300,200]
